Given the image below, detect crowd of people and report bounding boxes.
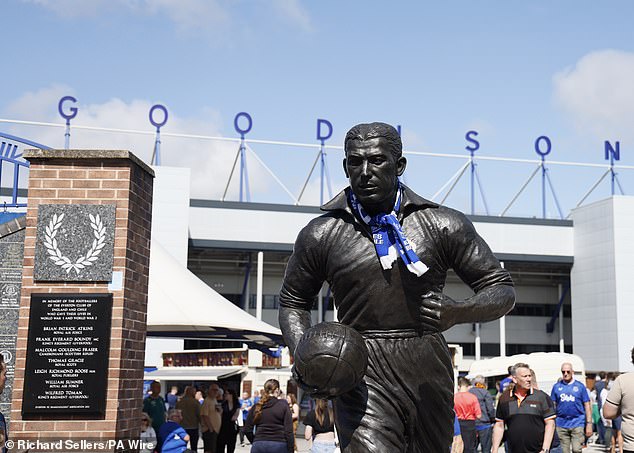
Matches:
[452,357,634,453]
[140,349,634,453]
[142,381,247,453]
[141,379,337,453]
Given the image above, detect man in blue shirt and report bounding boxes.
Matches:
[157,409,190,453]
[238,391,253,447]
[166,386,179,410]
[498,366,513,394]
[550,362,592,453]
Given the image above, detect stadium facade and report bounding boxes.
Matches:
[150,166,634,373]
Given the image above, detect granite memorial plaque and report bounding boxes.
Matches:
[34,204,116,282]
[22,293,112,416]
[0,226,25,422]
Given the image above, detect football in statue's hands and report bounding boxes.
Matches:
[292,322,368,399]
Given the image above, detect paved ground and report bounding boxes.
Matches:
[191,436,312,452]
[204,436,611,452]
[219,439,612,452]
[584,444,614,452]
[233,438,311,452]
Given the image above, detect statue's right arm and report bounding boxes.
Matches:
[279,306,312,354]
[278,221,328,353]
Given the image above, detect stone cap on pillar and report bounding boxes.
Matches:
[23,149,155,178]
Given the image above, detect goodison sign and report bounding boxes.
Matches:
[58,97,622,163]
[465,130,622,163]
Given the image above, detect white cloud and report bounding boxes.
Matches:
[554,49,634,141]
[3,84,73,120]
[21,0,310,37]
[270,0,312,32]
[1,86,280,200]
[21,0,110,17]
[141,0,231,35]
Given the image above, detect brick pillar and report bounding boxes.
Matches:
[10,150,154,440]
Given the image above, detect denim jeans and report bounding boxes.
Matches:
[597,422,606,444]
[475,425,492,453]
[310,440,337,453]
[251,440,288,453]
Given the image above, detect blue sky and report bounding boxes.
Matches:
[2,1,634,216]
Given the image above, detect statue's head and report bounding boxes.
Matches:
[343,122,407,215]
[344,122,403,160]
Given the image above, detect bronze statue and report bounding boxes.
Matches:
[279,122,515,452]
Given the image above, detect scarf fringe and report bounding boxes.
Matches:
[407,261,429,277]
[379,246,399,270]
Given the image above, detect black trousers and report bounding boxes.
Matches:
[202,430,218,453]
[185,428,199,452]
[239,425,249,444]
[217,428,237,453]
[458,420,476,453]
[334,331,454,453]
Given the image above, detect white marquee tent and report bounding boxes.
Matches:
[146,241,283,347]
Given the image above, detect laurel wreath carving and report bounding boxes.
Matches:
[43,213,107,274]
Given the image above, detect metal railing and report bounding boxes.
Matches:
[0,132,51,208]
[0,113,631,219]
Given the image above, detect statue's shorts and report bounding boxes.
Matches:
[334,330,454,453]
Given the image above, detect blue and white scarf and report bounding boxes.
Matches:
[348,185,429,277]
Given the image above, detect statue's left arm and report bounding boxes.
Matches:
[419,210,515,332]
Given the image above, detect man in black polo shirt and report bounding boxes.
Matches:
[491,363,556,453]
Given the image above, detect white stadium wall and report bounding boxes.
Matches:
[571,196,634,372]
[189,201,574,258]
[151,166,191,265]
